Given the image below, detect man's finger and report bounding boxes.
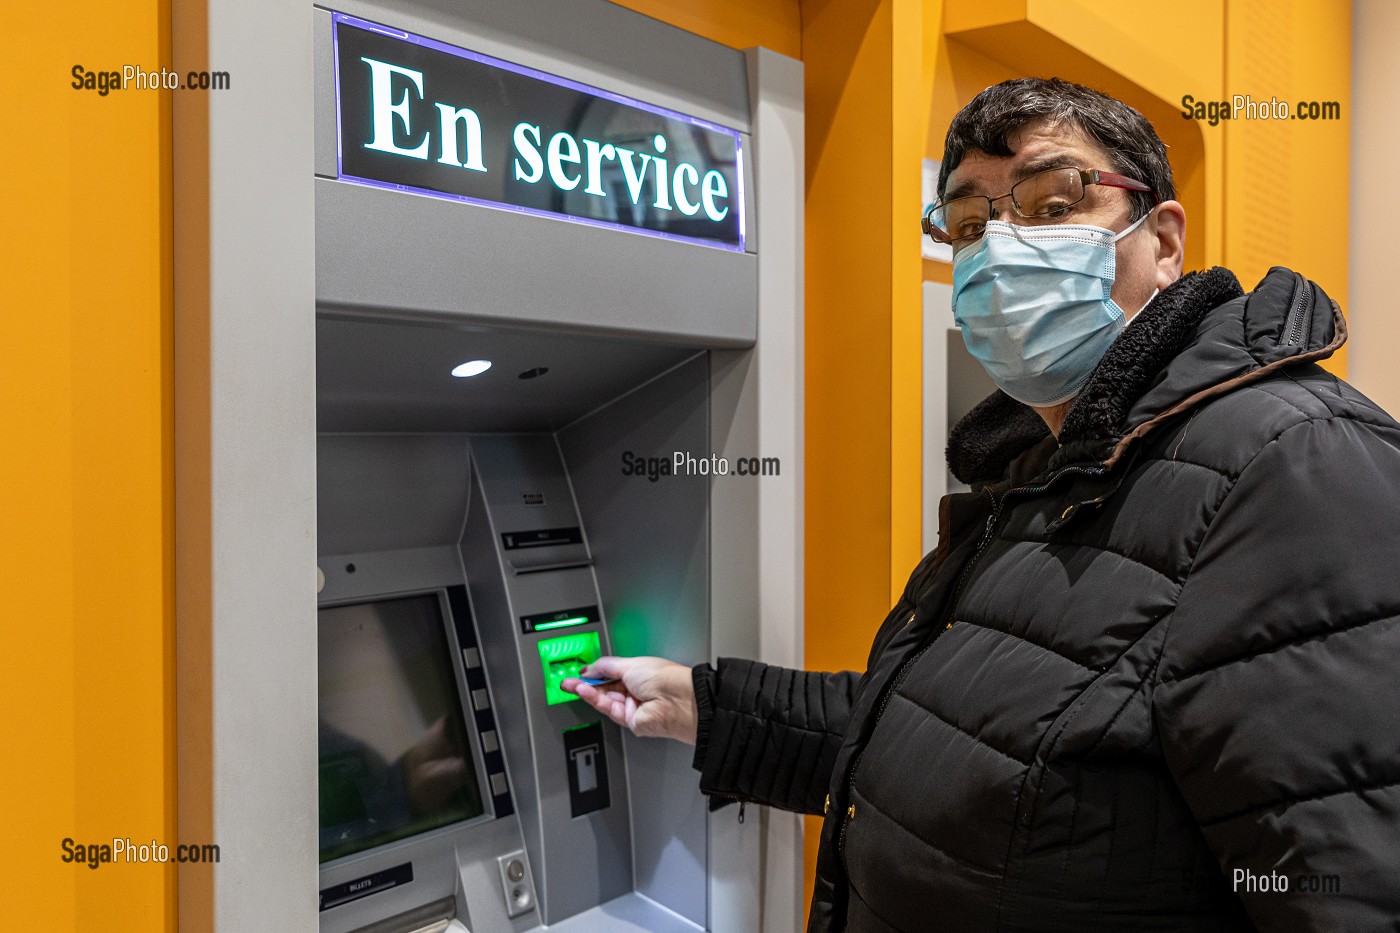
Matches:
[564,681,610,713]
[562,678,627,702]
[579,656,629,681]
[623,695,639,730]
[563,680,635,731]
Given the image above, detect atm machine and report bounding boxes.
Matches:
[309,2,803,931]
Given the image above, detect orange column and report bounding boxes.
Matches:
[0,1,175,930]
[802,0,927,911]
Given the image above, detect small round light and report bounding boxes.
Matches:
[451,359,492,378]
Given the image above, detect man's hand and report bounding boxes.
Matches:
[561,656,698,745]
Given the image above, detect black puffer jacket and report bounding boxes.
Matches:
[693,267,1400,932]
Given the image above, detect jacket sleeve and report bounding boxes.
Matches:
[1154,414,1400,930]
[691,658,862,815]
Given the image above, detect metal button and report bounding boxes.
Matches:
[506,858,525,882]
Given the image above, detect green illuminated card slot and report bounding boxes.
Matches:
[537,631,602,705]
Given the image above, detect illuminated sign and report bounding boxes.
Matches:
[332,12,746,250]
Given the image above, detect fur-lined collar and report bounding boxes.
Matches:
[947,267,1249,485]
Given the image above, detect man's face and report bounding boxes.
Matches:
[942,119,1184,323]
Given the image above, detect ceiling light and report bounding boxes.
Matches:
[451,359,492,378]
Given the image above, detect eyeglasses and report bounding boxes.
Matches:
[922,167,1157,246]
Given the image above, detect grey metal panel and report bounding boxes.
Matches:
[314,7,337,178]
[317,434,473,555]
[174,1,318,931]
[545,893,704,932]
[316,544,462,601]
[316,318,698,434]
[557,355,710,928]
[318,0,750,133]
[459,473,548,918]
[463,434,595,562]
[741,132,758,255]
[464,435,633,925]
[319,816,534,933]
[709,47,807,933]
[316,177,757,347]
[313,0,761,344]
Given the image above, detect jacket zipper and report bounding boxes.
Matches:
[836,465,1103,860]
[1282,272,1312,347]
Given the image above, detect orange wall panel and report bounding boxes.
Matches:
[0,2,175,929]
[1224,0,1350,374]
[608,0,802,58]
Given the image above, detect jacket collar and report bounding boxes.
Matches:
[946,266,1347,485]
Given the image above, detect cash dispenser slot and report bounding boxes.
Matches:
[502,527,583,550]
[502,528,591,575]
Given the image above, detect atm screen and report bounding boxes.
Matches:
[318,594,485,863]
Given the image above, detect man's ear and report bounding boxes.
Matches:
[1152,200,1187,286]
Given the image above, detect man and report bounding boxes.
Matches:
[563,78,1400,931]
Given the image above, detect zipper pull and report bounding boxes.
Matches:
[1048,492,1112,534]
[1046,505,1075,534]
[737,801,746,824]
[824,794,830,814]
[846,803,856,820]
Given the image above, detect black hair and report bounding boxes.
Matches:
[938,77,1175,221]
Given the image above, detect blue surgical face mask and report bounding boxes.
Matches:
[951,213,1151,407]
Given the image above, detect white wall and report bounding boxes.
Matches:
[1347,0,1400,413]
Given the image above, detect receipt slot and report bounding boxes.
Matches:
[565,723,610,817]
[573,748,597,793]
